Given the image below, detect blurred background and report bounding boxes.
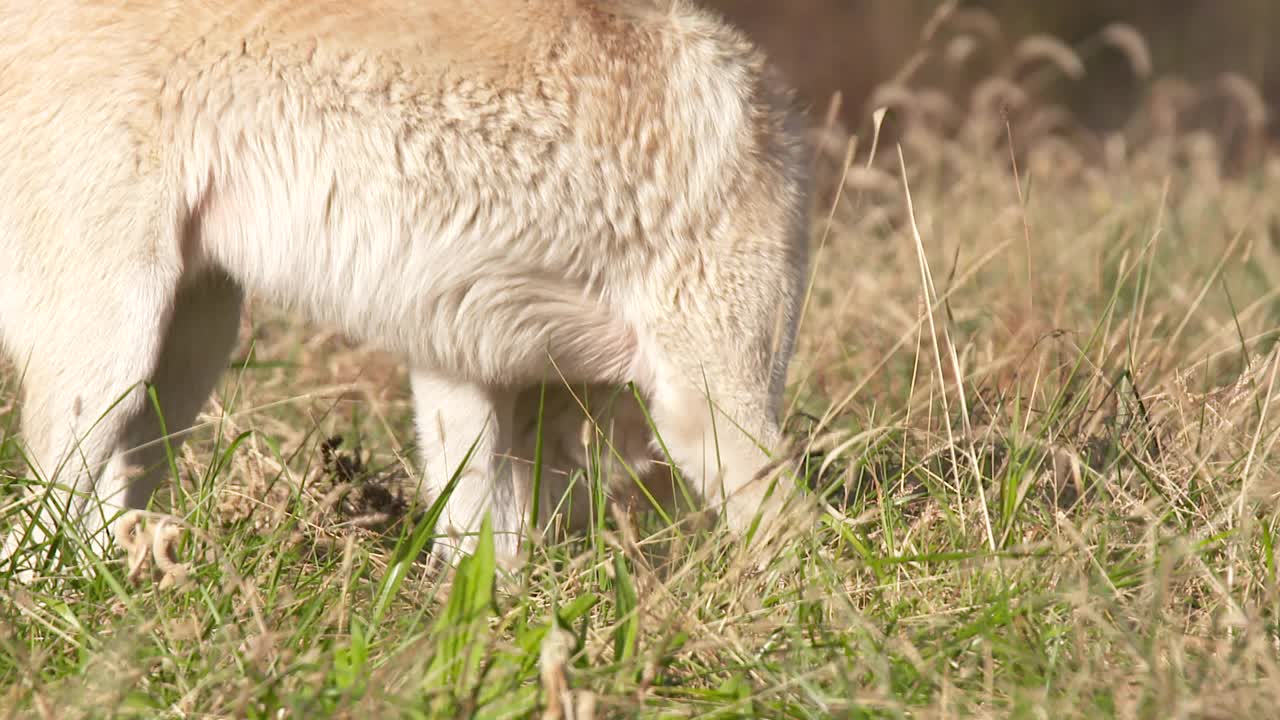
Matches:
[704,0,1276,160]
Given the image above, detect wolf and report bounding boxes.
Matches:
[0,0,810,572]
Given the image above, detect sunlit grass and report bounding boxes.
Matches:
[5,14,1280,718]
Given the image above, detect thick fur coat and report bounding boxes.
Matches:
[0,0,810,569]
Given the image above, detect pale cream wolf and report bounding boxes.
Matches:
[0,0,810,571]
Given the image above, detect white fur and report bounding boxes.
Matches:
[0,0,810,570]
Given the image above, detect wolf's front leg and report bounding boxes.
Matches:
[410,371,524,564]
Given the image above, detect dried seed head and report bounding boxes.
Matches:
[1179,130,1223,186]
[970,77,1029,117]
[1100,23,1153,79]
[866,83,922,128]
[1216,72,1268,130]
[916,88,960,126]
[939,7,1004,48]
[842,166,898,195]
[151,518,191,590]
[1146,75,1198,136]
[1019,105,1079,142]
[1013,35,1086,81]
[1028,136,1085,179]
[945,34,979,66]
[920,0,959,44]
[117,512,151,584]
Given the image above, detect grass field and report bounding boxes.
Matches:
[5,33,1280,720]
